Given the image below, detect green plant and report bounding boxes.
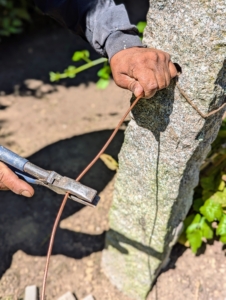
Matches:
[50,50,110,89]
[136,21,146,39]
[179,117,226,253]
[49,21,147,89]
[0,0,31,38]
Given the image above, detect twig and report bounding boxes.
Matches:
[194,281,200,300]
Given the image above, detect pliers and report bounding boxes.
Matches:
[0,146,99,207]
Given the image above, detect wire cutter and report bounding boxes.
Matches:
[0,146,99,207]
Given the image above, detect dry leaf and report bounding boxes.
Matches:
[100,153,118,171]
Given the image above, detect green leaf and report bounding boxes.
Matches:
[8,27,22,34]
[187,214,213,239]
[64,66,76,78]
[183,214,196,229]
[209,189,226,206]
[97,65,111,79]
[14,8,31,21]
[202,221,213,239]
[136,21,147,34]
[193,198,203,212]
[199,199,223,222]
[49,72,61,82]
[72,50,90,62]
[179,214,195,246]
[218,180,225,191]
[12,18,22,27]
[187,230,202,253]
[220,235,226,243]
[186,214,207,234]
[191,213,202,225]
[96,78,110,89]
[185,214,213,253]
[216,214,226,236]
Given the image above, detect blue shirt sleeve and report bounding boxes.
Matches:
[34,0,143,60]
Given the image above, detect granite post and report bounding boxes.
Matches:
[102,1,226,299]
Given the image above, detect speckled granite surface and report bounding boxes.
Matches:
[102,1,226,299]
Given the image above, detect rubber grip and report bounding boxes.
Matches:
[0,146,28,171]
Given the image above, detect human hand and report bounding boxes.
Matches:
[110,47,178,98]
[0,162,34,197]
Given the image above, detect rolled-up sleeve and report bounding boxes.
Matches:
[34,0,143,59]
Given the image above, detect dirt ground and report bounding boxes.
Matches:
[1,13,226,300]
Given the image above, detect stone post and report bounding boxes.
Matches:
[102,1,226,299]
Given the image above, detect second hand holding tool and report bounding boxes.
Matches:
[0,146,99,207]
[0,93,143,299]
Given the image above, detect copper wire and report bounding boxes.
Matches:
[40,94,143,300]
[176,82,226,118]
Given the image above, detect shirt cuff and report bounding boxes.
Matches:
[105,30,144,61]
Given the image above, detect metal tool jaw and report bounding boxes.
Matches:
[0,146,99,207]
[23,162,99,207]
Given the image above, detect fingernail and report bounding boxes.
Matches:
[21,190,32,197]
[134,87,143,97]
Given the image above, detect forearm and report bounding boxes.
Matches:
[34,0,143,59]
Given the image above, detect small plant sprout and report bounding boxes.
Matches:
[49,50,110,89]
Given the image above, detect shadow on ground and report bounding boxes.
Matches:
[0,129,124,278]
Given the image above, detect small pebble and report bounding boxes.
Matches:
[82,295,95,300]
[57,291,76,300]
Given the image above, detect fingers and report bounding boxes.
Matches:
[0,162,34,197]
[113,73,144,97]
[113,65,160,98]
[169,61,178,78]
[128,79,144,97]
[110,47,179,98]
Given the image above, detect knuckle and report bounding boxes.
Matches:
[166,74,171,85]
[134,56,146,66]
[158,52,166,62]
[128,80,136,91]
[157,77,167,90]
[166,78,171,87]
[140,55,148,63]
[150,52,158,62]
[144,89,157,98]
[158,83,167,90]
[147,81,158,90]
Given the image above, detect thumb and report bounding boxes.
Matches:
[128,79,144,97]
[0,162,34,197]
[114,73,144,97]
